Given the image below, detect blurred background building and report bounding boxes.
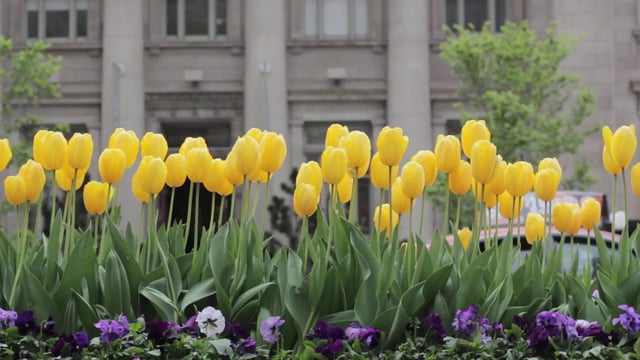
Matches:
[0,0,638,240]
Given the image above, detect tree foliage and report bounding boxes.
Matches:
[439,21,597,188]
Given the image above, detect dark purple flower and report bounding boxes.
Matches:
[345,323,362,341]
[535,311,564,338]
[16,310,38,335]
[50,337,67,357]
[613,304,640,335]
[422,313,446,344]
[310,321,344,341]
[0,308,17,328]
[50,331,89,357]
[147,320,180,344]
[181,315,199,336]
[315,338,344,356]
[224,320,249,342]
[94,315,130,343]
[260,316,285,344]
[452,305,479,335]
[358,327,380,348]
[72,331,90,349]
[232,338,257,356]
[42,316,58,337]
[575,320,603,338]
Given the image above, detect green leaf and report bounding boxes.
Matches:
[140,286,180,321]
[179,278,215,312]
[231,282,274,317]
[23,266,62,324]
[100,252,134,317]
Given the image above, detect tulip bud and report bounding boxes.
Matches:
[98,148,127,184]
[472,179,497,208]
[139,156,167,195]
[231,136,259,176]
[610,125,637,169]
[246,128,265,143]
[581,198,601,231]
[83,181,113,215]
[258,132,287,174]
[55,168,85,192]
[187,148,213,183]
[293,183,318,217]
[411,150,438,188]
[552,202,574,233]
[179,137,207,157]
[224,152,244,186]
[533,168,561,202]
[4,175,26,206]
[18,159,46,202]
[470,140,497,184]
[165,153,188,188]
[538,157,563,180]
[400,161,425,200]
[448,160,472,196]
[141,132,169,160]
[373,203,399,238]
[131,171,151,203]
[109,128,139,168]
[566,204,582,236]
[248,166,269,183]
[505,161,534,197]
[370,152,398,190]
[296,161,323,199]
[525,213,545,245]
[67,133,93,170]
[336,173,353,204]
[458,227,472,250]
[321,146,348,185]
[498,192,523,220]
[486,155,506,196]
[203,158,225,194]
[0,138,12,172]
[33,130,48,165]
[391,177,412,214]
[434,135,461,174]
[325,124,349,148]
[41,131,68,171]
[339,131,371,176]
[632,162,640,197]
[461,119,491,159]
[603,146,622,175]
[376,126,409,166]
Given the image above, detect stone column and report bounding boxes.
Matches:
[244,0,290,242]
[387,0,434,239]
[101,0,145,230]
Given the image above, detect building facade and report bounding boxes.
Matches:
[0,0,639,239]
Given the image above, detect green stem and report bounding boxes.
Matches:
[419,189,426,237]
[209,191,216,232]
[302,216,309,273]
[348,169,358,223]
[93,215,100,253]
[34,194,43,241]
[443,186,450,236]
[110,182,121,219]
[388,165,393,237]
[49,172,56,236]
[454,195,461,232]
[184,181,194,242]
[409,201,414,238]
[8,204,30,308]
[137,204,144,261]
[168,187,176,226]
[612,174,618,258]
[241,177,249,225]
[622,168,629,235]
[194,183,201,250]
[261,175,271,237]
[218,195,226,230]
[229,188,237,224]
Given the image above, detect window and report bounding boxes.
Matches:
[161,121,232,149]
[166,0,227,40]
[303,0,369,39]
[446,0,508,32]
[27,0,87,41]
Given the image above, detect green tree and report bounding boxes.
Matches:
[439,21,597,189]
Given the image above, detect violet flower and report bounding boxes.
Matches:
[146,320,180,344]
[232,338,257,356]
[452,304,479,335]
[51,331,90,357]
[181,315,199,336]
[316,338,344,356]
[613,304,640,335]
[94,315,130,343]
[575,320,603,338]
[422,313,446,344]
[260,316,285,344]
[344,323,380,348]
[0,308,17,328]
[195,306,226,338]
[16,310,38,335]
[311,321,344,341]
[224,320,249,343]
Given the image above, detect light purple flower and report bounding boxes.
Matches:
[613,304,640,335]
[452,304,479,335]
[0,308,17,328]
[94,315,130,343]
[260,316,285,344]
[195,306,225,337]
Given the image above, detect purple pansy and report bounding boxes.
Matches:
[315,338,344,355]
[0,308,17,328]
[613,304,640,335]
[16,310,38,335]
[260,316,285,344]
[51,331,89,357]
[146,320,180,344]
[224,320,249,343]
[452,304,479,335]
[94,314,130,343]
[575,320,603,338]
[422,313,446,344]
[344,323,380,348]
[232,338,257,356]
[181,315,199,337]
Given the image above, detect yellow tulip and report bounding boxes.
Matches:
[538,157,563,180]
[258,132,287,174]
[18,159,46,202]
[610,125,637,169]
[632,162,640,197]
[498,192,523,220]
[448,160,472,196]
[471,179,497,207]
[400,161,425,200]
[552,202,574,233]
[164,153,188,188]
[525,213,545,245]
[505,161,534,197]
[293,183,318,217]
[376,126,409,166]
[203,158,225,193]
[484,191,498,209]
[139,156,167,195]
[224,152,244,186]
[98,148,127,185]
[325,124,349,148]
[461,119,491,159]
[131,170,151,203]
[391,177,412,214]
[216,177,235,197]
[186,148,212,183]
[246,128,265,143]
[533,168,561,202]
[321,146,348,185]
[67,133,93,170]
[470,140,497,184]
[0,138,12,171]
[581,198,601,231]
[458,227,472,250]
[370,152,398,190]
[55,168,85,192]
[231,136,259,176]
[4,176,26,206]
[336,173,353,204]
[434,135,461,174]
[83,181,112,215]
[411,150,438,188]
[41,131,68,171]
[33,130,48,165]
[141,132,168,160]
[296,161,323,198]
[109,128,139,168]
[247,166,268,183]
[603,146,622,175]
[59,162,88,187]
[373,203,399,238]
[486,155,506,196]
[178,136,207,157]
[339,130,371,176]
[566,204,582,236]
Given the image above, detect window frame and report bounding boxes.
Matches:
[164,0,228,41]
[302,0,370,40]
[25,0,88,42]
[445,0,510,33]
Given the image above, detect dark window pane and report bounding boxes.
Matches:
[357,178,370,233]
[28,11,39,38]
[166,0,178,35]
[464,0,488,30]
[445,119,461,136]
[185,0,209,36]
[76,10,87,37]
[215,0,227,35]
[446,0,458,30]
[161,122,231,148]
[46,10,70,37]
[495,0,507,30]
